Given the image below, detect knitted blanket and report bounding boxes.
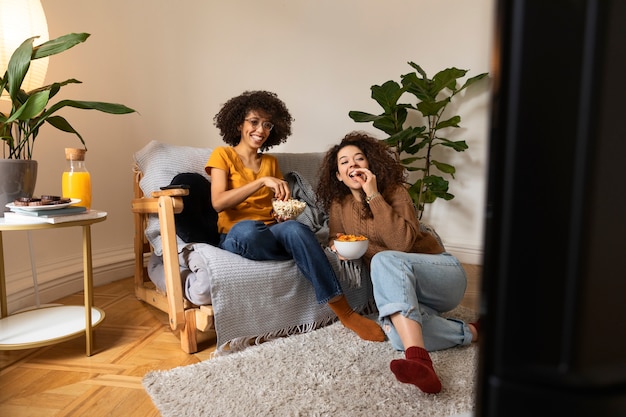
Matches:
[147,171,374,353]
[188,243,374,354]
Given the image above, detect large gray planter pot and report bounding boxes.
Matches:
[0,160,38,217]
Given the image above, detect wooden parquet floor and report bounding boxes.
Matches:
[0,265,481,416]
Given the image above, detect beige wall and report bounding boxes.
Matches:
[2,0,495,312]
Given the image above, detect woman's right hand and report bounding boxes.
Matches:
[263,177,291,201]
[211,169,290,212]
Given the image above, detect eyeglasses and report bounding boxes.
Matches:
[244,118,274,131]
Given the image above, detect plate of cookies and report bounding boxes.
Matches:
[5,196,81,211]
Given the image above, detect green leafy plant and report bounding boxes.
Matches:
[1,33,136,159]
[349,62,487,219]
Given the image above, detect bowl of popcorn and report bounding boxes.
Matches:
[272,198,307,219]
[333,234,369,260]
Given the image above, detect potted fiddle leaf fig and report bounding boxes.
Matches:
[349,62,488,219]
[0,32,136,213]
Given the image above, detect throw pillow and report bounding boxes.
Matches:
[133,140,213,255]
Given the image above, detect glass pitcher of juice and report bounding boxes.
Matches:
[62,148,92,209]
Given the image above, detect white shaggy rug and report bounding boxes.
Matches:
[143,306,478,417]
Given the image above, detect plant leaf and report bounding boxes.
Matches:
[400,156,423,166]
[435,115,461,130]
[431,160,456,176]
[43,100,136,117]
[32,33,90,60]
[348,111,380,123]
[373,112,405,136]
[432,67,467,94]
[6,38,35,101]
[45,115,86,146]
[407,62,428,79]
[29,79,82,99]
[391,128,417,152]
[416,98,450,117]
[438,139,469,152]
[370,80,404,113]
[404,140,428,155]
[401,72,433,101]
[423,175,448,188]
[415,179,450,204]
[6,90,50,122]
[458,72,489,92]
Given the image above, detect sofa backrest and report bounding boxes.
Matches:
[135,140,213,197]
[271,152,325,188]
[134,140,326,197]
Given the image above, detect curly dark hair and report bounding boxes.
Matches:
[316,131,407,217]
[213,90,294,151]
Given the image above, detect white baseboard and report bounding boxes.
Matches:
[446,244,484,265]
[4,246,135,315]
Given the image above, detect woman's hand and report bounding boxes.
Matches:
[211,169,291,212]
[350,168,378,197]
[330,233,349,260]
[274,213,291,223]
[263,177,291,201]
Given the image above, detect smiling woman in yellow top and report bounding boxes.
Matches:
[205,90,384,342]
[208,146,281,233]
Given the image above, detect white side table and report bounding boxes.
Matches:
[0,211,107,356]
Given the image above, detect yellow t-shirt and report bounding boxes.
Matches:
[205,146,283,233]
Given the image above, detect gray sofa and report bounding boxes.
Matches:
[133,140,374,353]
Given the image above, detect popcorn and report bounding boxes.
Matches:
[272,199,306,219]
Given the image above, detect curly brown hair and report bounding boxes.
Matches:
[213,90,294,151]
[316,131,407,217]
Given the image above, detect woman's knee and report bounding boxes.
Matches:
[371,251,395,269]
[371,251,406,279]
[282,219,308,233]
[230,220,265,240]
[273,220,312,241]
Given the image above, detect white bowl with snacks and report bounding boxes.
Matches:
[333,234,369,260]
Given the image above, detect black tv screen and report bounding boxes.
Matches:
[477,1,626,416]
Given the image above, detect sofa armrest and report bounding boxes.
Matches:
[151,188,189,198]
[156,196,186,331]
[131,194,186,331]
[131,195,185,215]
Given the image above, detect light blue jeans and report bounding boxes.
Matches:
[370,250,473,352]
[219,220,343,304]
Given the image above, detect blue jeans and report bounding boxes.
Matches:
[370,250,473,352]
[219,220,343,304]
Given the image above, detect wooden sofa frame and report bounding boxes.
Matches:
[132,170,214,353]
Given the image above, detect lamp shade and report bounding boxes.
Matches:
[0,0,49,100]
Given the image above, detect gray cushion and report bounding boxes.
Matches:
[134,140,213,255]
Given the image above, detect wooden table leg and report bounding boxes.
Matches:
[0,231,6,318]
[82,225,94,356]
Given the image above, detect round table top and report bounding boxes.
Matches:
[0,211,107,231]
[0,305,106,349]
